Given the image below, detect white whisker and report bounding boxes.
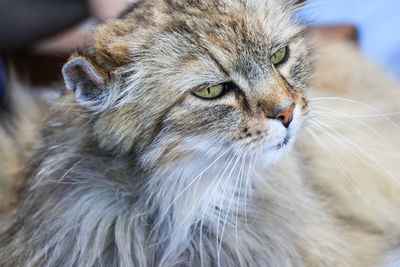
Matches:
[305,128,375,208]
[310,118,400,185]
[218,153,243,267]
[310,105,398,153]
[244,153,254,227]
[309,97,400,131]
[200,151,237,266]
[156,146,233,230]
[307,124,400,223]
[216,153,242,267]
[235,151,247,266]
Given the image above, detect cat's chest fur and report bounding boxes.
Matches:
[0,126,381,266]
[10,145,322,266]
[97,151,365,266]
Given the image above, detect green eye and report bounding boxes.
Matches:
[193,84,225,99]
[270,46,288,65]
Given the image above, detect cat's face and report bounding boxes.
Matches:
[63,0,312,168]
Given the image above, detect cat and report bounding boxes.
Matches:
[1,0,400,266]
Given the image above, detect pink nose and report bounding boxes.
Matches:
[274,104,295,128]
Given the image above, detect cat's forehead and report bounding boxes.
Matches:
[95,0,302,61]
[168,0,301,40]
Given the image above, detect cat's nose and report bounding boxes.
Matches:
[273,103,296,128]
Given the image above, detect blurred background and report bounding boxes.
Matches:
[0,0,399,106]
[298,0,400,80]
[0,0,137,106]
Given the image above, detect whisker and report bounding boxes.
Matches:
[313,116,396,154]
[310,118,400,185]
[148,147,234,250]
[310,112,396,154]
[311,106,400,118]
[218,153,243,267]
[305,128,376,209]
[216,153,242,266]
[199,151,238,266]
[244,152,254,227]
[309,97,400,132]
[156,146,233,229]
[310,105,399,153]
[235,151,247,265]
[56,159,83,184]
[307,124,400,223]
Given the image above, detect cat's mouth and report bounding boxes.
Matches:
[275,136,290,150]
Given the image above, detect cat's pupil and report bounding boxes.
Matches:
[223,82,233,92]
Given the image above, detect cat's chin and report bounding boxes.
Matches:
[252,135,296,166]
[247,107,304,165]
[275,136,290,149]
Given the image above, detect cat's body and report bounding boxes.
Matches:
[1,0,400,266]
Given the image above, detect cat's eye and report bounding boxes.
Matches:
[193,84,225,100]
[271,46,288,66]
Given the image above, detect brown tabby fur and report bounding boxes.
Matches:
[1,0,400,266]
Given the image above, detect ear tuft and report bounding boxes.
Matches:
[290,0,307,9]
[62,57,109,100]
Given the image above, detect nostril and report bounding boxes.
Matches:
[274,103,296,128]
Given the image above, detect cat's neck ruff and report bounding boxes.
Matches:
[145,144,297,227]
[142,147,309,266]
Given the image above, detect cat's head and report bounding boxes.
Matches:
[62,0,312,169]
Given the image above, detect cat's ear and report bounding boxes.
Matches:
[285,0,307,12]
[62,55,110,102]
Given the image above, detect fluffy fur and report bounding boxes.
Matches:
[0,0,400,266]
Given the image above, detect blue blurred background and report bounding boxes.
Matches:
[298,0,400,80]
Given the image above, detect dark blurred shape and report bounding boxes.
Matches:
[0,59,5,101]
[3,53,67,86]
[0,0,89,52]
